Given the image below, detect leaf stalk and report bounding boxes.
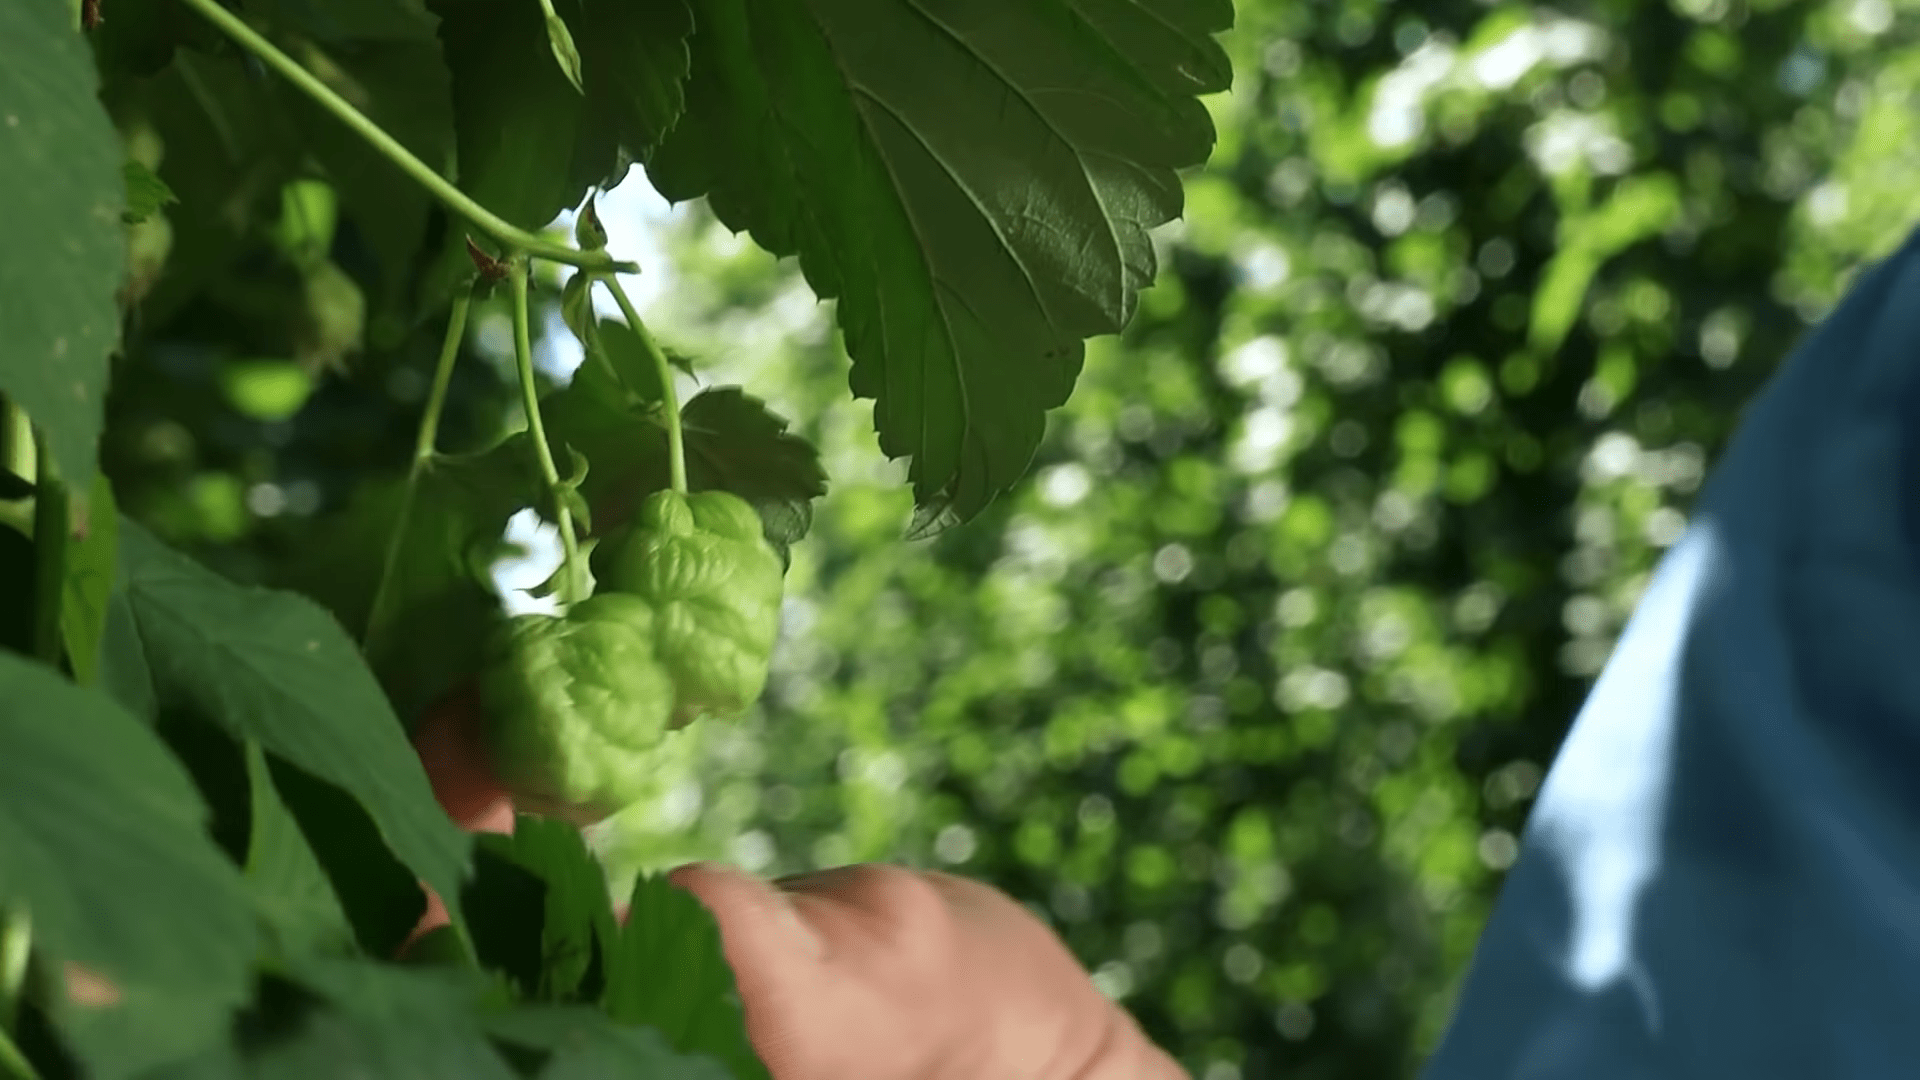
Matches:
[363,286,474,654]
[510,258,585,598]
[600,276,687,494]
[174,0,635,274]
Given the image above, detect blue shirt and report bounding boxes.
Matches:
[1423,228,1920,1078]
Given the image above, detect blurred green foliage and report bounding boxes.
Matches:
[99,0,1920,1076]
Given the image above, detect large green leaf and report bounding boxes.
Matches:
[0,653,254,1077]
[0,0,128,491]
[647,0,1233,528]
[115,520,472,913]
[603,873,768,1080]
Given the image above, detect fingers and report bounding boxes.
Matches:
[412,683,514,832]
[400,685,515,959]
[669,862,828,1080]
[669,862,826,963]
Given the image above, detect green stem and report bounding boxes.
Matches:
[0,907,27,1030]
[510,257,584,594]
[0,1029,40,1080]
[174,0,634,274]
[363,288,474,654]
[600,276,687,494]
[29,432,66,668]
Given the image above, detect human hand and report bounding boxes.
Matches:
[408,689,1184,1079]
[666,860,1187,1080]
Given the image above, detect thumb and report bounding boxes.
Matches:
[668,862,826,1080]
[668,862,827,965]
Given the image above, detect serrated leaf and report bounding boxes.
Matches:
[648,0,1232,527]
[115,521,473,918]
[485,1005,736,1080]
[121,160,178,225]
[475,816,619,1002]
[0,0,128,492]
[62,473,120,685]
[266,754,431,959]
[0,653,254,1077]
[542,378,827,553]
[605,872,769,1080]
[545,10,588,95]
[575,0,696,160]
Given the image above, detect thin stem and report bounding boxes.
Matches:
[175,0,634,274]
[601,276,687,494]
[510,257,583,594]
[29,432,67,667]
[0,907,27,1030]
[0,1029,40,1080]
[414,289,472,468]
[363,287,473,654]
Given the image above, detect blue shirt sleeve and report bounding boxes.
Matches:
[1421,227,1920,1080]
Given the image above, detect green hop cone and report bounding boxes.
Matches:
[590,489,785,728]
[477,593,683,825]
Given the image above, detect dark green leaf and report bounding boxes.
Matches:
[542,378,827,553]
[266,753,430,959]
[248,960,521,1080]
[434,0,595,231]
[121,159,178,225]
[485,1005,736,1080]
[0,469,31,500]
[0,653,254,1078]
[243,742,356,957]
[116,520,472,916]
[461,841,550,998]
[241,0,440,42]
[0,523,34,656]
[476,815,619,1002]
[0,0,128,491]
[604,872,769,1080]
[152,707,252,865]
[575,0,696,161]
[649,0,1232,527]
